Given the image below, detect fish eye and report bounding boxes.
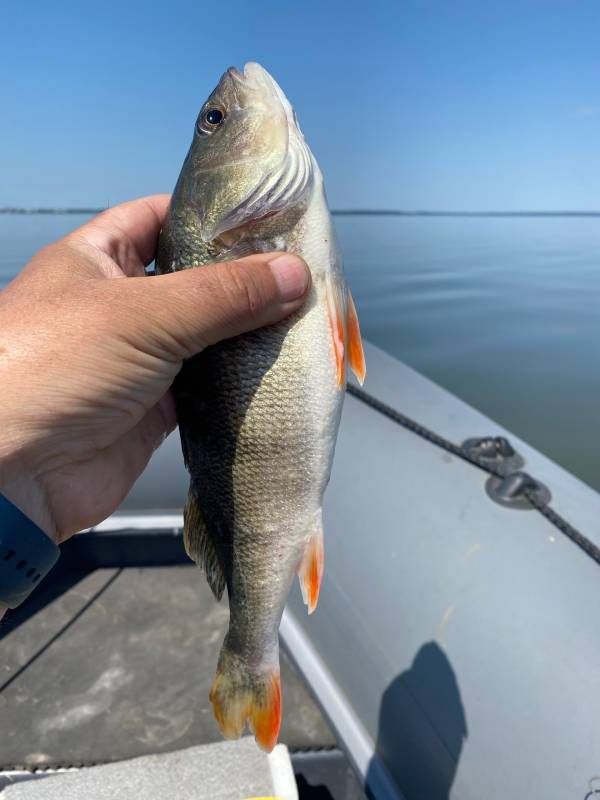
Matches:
[197,107,226,136]
[205,108,224,126]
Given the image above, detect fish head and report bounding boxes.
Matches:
[184,62,314,242]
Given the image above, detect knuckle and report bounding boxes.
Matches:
[218,261,269,317]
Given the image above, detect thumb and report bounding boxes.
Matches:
[118,252,310,359]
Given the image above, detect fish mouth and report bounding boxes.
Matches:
[227,62,302,135]
[226,63,276,91]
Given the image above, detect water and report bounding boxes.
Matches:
[1,214,599,491]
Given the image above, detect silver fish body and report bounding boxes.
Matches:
[155,62,364,751]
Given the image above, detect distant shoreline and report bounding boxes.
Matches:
[0,208,105,215]
[1,207,599,218]
[332,210,600,217]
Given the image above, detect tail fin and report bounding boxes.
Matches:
[209,645,282,753]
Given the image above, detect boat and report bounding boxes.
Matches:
[2,341,599,799]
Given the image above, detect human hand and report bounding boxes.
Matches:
[0,195,309,544]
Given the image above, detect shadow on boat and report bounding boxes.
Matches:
[0,564,95,642]
[366,641,467,800]
[0,561,120,699]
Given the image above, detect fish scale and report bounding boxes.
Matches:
[155,61,365,751]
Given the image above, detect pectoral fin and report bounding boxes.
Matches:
[325,285,345,388]
[326,283,366,387]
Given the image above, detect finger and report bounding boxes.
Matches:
[67,194,171,277]
[114,252,311,360]
[94,394,178,513]
[57,393,177,539]
[116,391,178,473]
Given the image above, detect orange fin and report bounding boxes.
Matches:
[250,672,282,753]
[326,284,366,387]
[298,528,324,615]
[346,292,366,385]
[209,647,282,753]
[326,286,345,388]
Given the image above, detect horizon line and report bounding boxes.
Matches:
[1,207,600,218]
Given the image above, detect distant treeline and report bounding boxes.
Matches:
[1,207,600,217]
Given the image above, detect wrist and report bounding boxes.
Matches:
[0,456,56,544]
[0,493,61,609]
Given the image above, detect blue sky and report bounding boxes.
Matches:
[1,0,599,210]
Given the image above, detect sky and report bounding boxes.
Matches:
[1,0,599,211]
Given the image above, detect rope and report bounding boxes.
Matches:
[347,383,600,567]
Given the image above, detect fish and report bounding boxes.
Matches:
[155,62,365,752]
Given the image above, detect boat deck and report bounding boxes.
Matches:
[0,550,365,798]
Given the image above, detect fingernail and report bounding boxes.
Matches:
[269,254,309,302]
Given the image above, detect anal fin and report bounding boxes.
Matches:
[184,488,226,601]
[346,291,366,385]
[298,524,324,615]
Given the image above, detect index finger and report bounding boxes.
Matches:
[67,194,171,277]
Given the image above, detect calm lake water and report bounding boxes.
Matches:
[1,213,599,491]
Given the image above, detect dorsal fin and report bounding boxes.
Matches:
[184,489,226,601]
